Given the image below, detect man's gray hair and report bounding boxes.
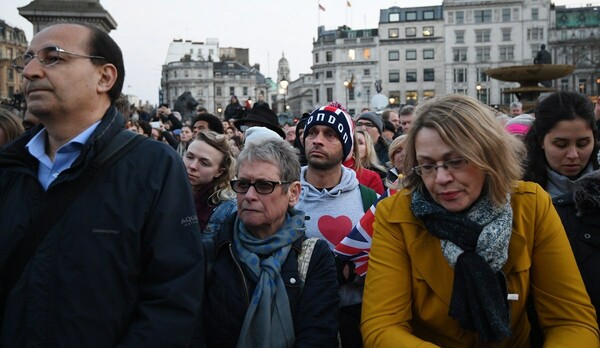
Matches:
[400,105,415,116]
[237,137,300,183]
[510,101,522,108]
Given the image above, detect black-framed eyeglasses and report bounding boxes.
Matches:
[230,179,290,194]
[12,46,106,73]
[412,158,468,176]
[356,121,375,128]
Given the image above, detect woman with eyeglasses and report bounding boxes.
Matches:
[197,137,339,347]
[183,130,236,239]
[361,94,599,347]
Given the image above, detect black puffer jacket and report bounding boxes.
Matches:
[199,212,339,348]
[0,107,204,347]
[553,170,600,323]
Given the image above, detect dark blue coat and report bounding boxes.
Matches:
[0,107,204,347]
[199,214,339,348]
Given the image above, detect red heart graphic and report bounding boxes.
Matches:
[317,215,353,245]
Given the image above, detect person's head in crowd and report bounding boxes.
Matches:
[382,109,400,132]
[179,125,193,144]
[196,106,208,115]
[403,94,524,209]
[594,97,600,121]
[192,113,224,136]
[382,120,396,142]
[234,105,285,139]
[399,105,415,133]
[114,93,132,123]
[510,101,523,117]
[0,108,25,146]
[505,114,534,141]
[183,130,236,205]
[354,128,385,173]
[286,125,296,145]
[228,135,243,157]
[304,103,354,166]
[233,137,301,238]
[222,120,230,131]
[356,111,383,143]
[225,127,235,139]
[18,22,123,125]
[524,91,599,195]
[388,134,408,175]
[137,120,152,137]
[127,120,144,135]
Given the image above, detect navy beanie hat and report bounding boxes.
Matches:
[304,104,354,160]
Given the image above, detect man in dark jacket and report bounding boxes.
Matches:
[0,23,203,347]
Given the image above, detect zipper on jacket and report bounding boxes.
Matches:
[229,243,250,307]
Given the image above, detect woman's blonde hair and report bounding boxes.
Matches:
[193,131,236,205]
[353,129,386,173]
[403,94,524,207]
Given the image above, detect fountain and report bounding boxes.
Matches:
[485,64,575,111]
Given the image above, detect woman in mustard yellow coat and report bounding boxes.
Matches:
[361,94,599,347]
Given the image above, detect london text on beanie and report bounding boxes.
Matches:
[304,105,354,159]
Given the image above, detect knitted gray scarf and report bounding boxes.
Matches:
[411,190,513,342]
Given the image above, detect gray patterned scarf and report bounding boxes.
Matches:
[233,209,305,348]
[411,190,513,342]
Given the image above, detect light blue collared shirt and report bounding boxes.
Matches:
[26,121,101,190]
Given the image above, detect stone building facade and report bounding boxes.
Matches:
[0,21,28,102]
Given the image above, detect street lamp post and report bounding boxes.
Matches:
[476,83,482,101]
[343,80,349,107]
[279,77,289,114]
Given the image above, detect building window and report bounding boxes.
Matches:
[315,72,320,80]
[406,91,418,105]
[422,26,434,36]
[216,87,222,97]
[326,87,333,102]
[423,10,435,20]
[502,8,511,22]
[389,50,400,61]
[561,30,567,40]
[406,11,417,21]
[363,48,371,59]
[229,87,235,96]
[389,71,400,83]
[173,71,177,78]
[315,88,320,103]
[389,13,400,22]
[477,68,490,82]
[531,8,539,20]
[406,50,417,60]
[349,87,355,101]
[406,27,416,37]
[475,47,491,62]
[424,69,435,81]
[456,11,464,24]
[389,28,399,38]
[475,29,491,43]
[315,52,319,63]
[364,69,371,76]
[455,30,465,44]
[453,68,468,83]
[423,49,434,59]
[326,71,333,79]
[243,87,248,95]
[453,48,467,62]
[8,69,14,81]
[527,27,544,40]
[184,70,189,77]
[474,10,492,23]
[326,51,333,62]
[348,49,356,60]
[499,46,515,60]
[502,28,512,41]
[406,70,417,82]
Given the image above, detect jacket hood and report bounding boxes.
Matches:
[298,165,358,203]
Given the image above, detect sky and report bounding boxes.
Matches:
[1,0,595,104]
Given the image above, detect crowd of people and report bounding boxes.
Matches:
[0,22,600,347]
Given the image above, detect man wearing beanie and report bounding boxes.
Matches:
[295,103,376,348]
[356,111,390,165]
